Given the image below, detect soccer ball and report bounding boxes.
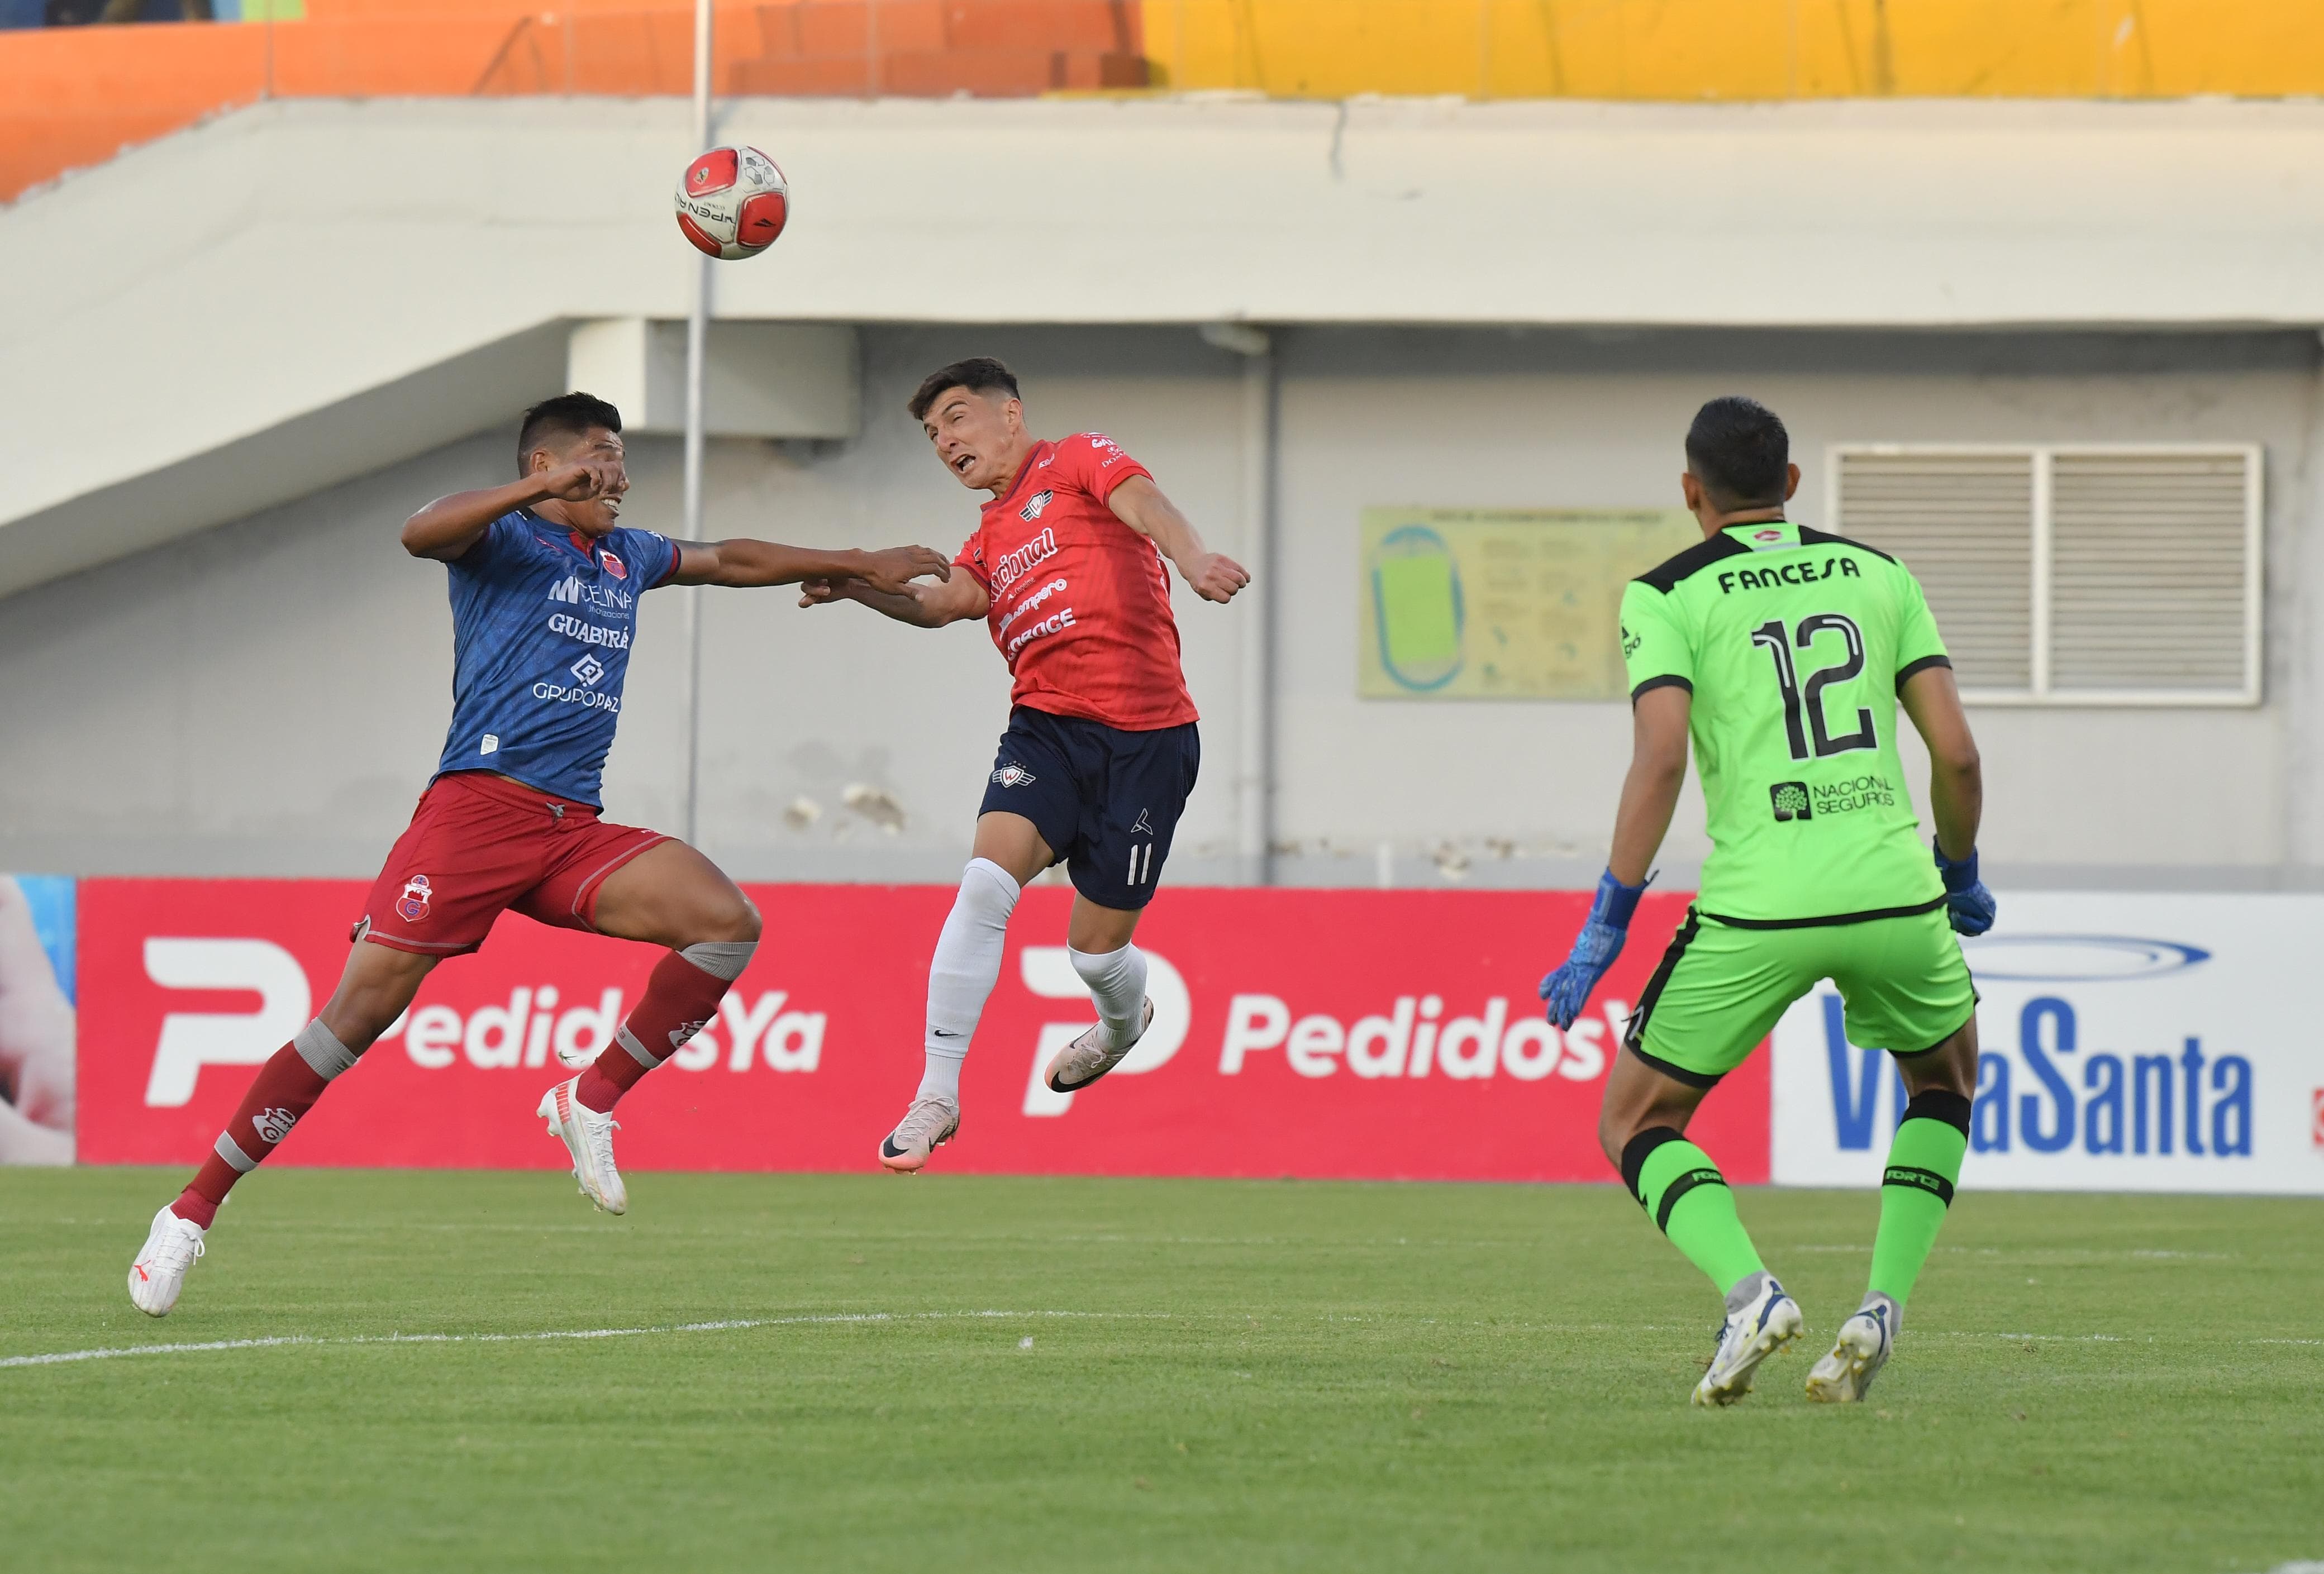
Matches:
[674,146,789,261]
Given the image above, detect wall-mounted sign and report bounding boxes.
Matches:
[1359,507,1699,700]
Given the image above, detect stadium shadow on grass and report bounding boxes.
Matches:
[2,1169,2319,1573]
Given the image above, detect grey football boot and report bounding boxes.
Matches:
[1692,1270,1804,1407]
[1806,1292,1898,1403]
[1042,999,1155,1094]
[879,1095,960,1173]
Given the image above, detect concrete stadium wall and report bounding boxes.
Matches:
[17,95,2324,605]
[1,324,2317,890]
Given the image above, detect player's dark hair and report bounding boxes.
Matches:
[908,358,1021,422]
[1684,396,1790,510]
[517,392,623,475]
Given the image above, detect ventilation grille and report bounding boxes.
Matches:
[1830,445,2258,704]
[1832,451,2035,691]
[2051,452,2250,692]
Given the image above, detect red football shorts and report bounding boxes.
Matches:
[354,771,669,956]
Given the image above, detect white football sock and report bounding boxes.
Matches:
[1069,943,1149,1051]
[916,857,1021,1102]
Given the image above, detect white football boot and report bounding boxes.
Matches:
[1692,1271,1804,1408]
[1806,1293,1897,1404]
[538,1077,627,1215]
[127,1205,207,1318]
[1043,999,1155,1094]
[878,1095,960,1173]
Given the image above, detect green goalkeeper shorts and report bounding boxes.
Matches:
[1624,902,1976,1086]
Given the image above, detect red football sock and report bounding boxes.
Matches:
[170,1043,333,1229]
[575,948,731,1112]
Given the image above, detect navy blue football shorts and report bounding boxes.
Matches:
[978,705,1201,912]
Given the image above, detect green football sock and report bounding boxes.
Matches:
[1868,1089,1973,1307]
[1620,1129,1765,1296]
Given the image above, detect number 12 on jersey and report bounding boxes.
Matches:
[1751,614,1877,762]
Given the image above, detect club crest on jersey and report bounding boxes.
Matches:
[599,549,627,580]
[397,874,434,922]
[1020,489,1054,522]
[991,762,1037,789]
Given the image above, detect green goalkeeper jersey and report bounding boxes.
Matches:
[1620,519,1951,924]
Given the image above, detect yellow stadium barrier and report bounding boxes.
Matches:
[1140,0,2324,99]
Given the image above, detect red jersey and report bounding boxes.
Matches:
[953,433,1199,732]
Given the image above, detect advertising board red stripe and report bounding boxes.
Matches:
[77,879,1767,1184]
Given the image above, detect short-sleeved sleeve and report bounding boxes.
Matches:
[1050,432,1152,502]
[1620,579,1694,701]
[953,529,992,592]
[451,512,529,577]
[627,530,679,590]
[1893,568,1951,684]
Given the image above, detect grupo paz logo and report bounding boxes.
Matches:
[1820,934,2253,1162]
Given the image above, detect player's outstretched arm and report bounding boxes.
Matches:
[1107,476,1250,604]
[670,539,952,593]
[1899,665,1982,858]
[1606,686,1692,886]
[401,459,619,561]
[1539,686,1690,1028]
[1899,664,1994,934]
[797,569,991,629]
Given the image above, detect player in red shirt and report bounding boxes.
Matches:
[802,357,1248,1168]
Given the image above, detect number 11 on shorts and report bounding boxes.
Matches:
[1128,841,1154,885]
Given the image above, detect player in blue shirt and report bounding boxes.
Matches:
[128,394,950,1316]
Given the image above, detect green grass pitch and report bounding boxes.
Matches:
[2,1168,2318,1573]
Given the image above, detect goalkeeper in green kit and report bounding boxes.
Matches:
[1540,396,1996,1408]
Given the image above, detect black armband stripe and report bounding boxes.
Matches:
[1897,654,1953,685]
[1901,1088,1974,1136]
[1630,674,1693,703]
[1882,1165,1956,1208]
[1655,1167,1729,1233]
[1618,1126,1687,1204]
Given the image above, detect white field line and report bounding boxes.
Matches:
[10,1309,2313,1373]
[0,1309,1168,1372]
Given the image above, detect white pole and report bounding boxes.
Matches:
[680,0,713,846]
[1237,340,1278,886]
[1199,322,1276,886]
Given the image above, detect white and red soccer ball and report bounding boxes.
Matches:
[674,145,789,261]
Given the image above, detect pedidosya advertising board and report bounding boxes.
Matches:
[27,878,2324,1193]
[74,881,1765,1183]
[1773,894,2324,1194]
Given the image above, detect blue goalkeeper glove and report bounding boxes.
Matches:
[1539,869,1649,1029]
[1934,838,1996,936]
